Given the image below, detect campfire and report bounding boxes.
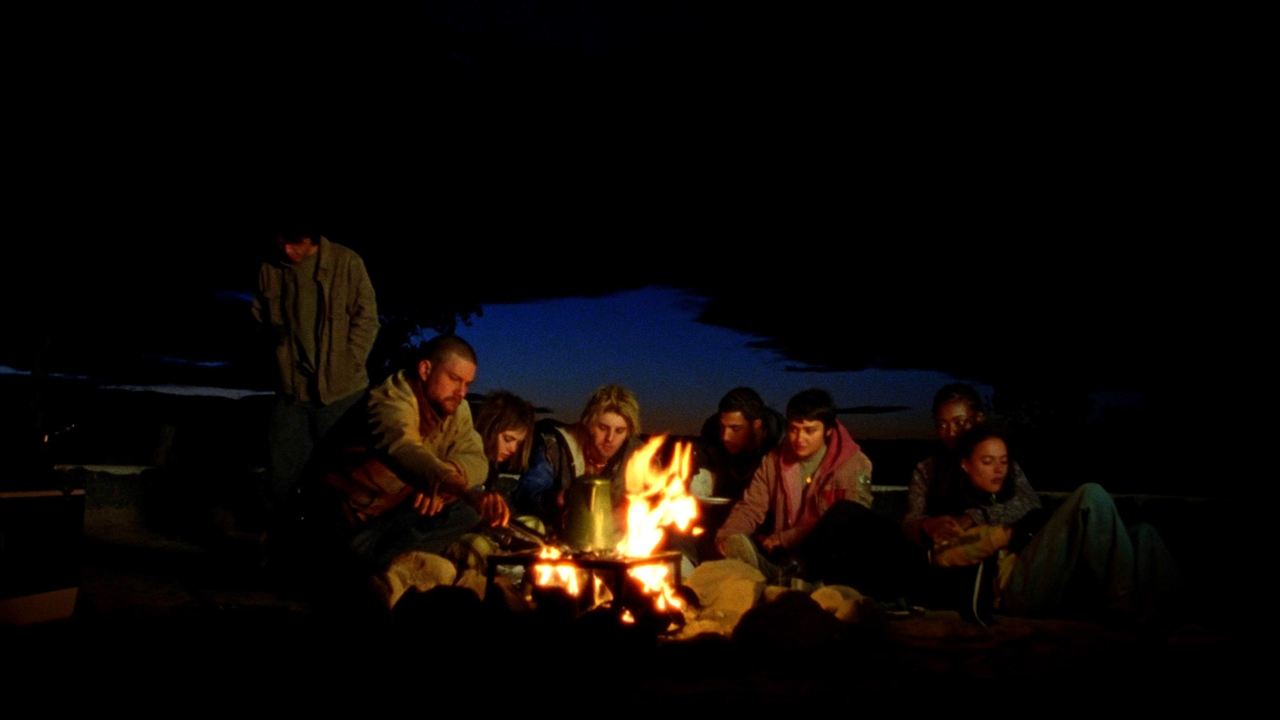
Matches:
[492,436,701,630]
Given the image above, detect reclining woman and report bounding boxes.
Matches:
[924,424,1180,622]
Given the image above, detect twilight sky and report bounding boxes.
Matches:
[450,286,973,438]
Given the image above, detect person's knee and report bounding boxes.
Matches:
[1074,483,1115,511]
[1130,521,1157,543]
[448,532,497,572]
[721,533,757,563]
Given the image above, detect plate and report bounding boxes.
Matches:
[696,496,732,505]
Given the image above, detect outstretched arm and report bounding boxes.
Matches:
[715,462,772,553]
[371,392,482,496]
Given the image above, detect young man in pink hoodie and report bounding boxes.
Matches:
[715,389,873,585]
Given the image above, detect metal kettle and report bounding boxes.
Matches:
[562,476,617,552]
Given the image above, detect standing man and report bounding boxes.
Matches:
[252,228,379,516]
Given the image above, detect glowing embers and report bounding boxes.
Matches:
[532,547,583,597]
[520,436,700,628]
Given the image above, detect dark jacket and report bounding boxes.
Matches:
[698,406,785,501]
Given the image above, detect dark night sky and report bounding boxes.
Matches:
[4,3,1252,451]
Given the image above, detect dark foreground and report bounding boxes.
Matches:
[3,485,1246,711]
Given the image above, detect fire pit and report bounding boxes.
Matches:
[486,549,684,618]
[484,436,700,630]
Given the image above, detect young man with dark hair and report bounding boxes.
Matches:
[698,387,785,500]
[715,388,873,584]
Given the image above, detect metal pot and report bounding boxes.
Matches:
[562,476,616,552]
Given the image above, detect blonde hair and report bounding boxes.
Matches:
[579,384,641,436]
[473,390,536,471]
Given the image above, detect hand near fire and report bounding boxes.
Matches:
[476,491,510,527]
[411,464,471,516]
[759,534,784,553]
[412,483,448,516]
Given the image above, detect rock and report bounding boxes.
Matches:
[810,584,865,623]
[378,551,457,609]
[733,591,844,654]
[685,559,764,614]
[454,568,487,599]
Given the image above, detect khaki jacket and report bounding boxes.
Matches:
[253,236,379,404]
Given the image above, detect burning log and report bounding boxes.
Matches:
[488,436,702,633]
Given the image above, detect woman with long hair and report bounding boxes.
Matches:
[931,425,1180,622]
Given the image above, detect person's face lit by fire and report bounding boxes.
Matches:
[418,353,476,417]
[786,418,828,461]
[493,428,528,464]
[587,412,630,465]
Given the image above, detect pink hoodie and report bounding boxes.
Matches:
[717,421,873,550]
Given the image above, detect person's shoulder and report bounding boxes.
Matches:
[757,446,784,468]
[256,257,283,278]
[853,448,873,474]
[1008,459,1033,486]
[912,453,943,480]
[321,237,367,262]
[534,417,569,436]
[834,447,873,475]
[370,370,413,404]
[533,418,573,449]
[455,398,475,424]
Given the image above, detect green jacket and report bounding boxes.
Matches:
[253,236,379,404]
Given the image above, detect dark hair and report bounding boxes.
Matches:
[718,387,766,422]
[931,383,985,416]
[416,334,477,368]
[278,232,320,245]
[954,424,1016,503]
[954,424,1007,459]
[473,390,536,471]
[785,388,837,430]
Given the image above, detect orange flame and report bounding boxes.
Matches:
[628,561,684,612]
[532,546,582,596]
[617,436,699,558]
[617,435,699,612]
[531,436,700,620]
